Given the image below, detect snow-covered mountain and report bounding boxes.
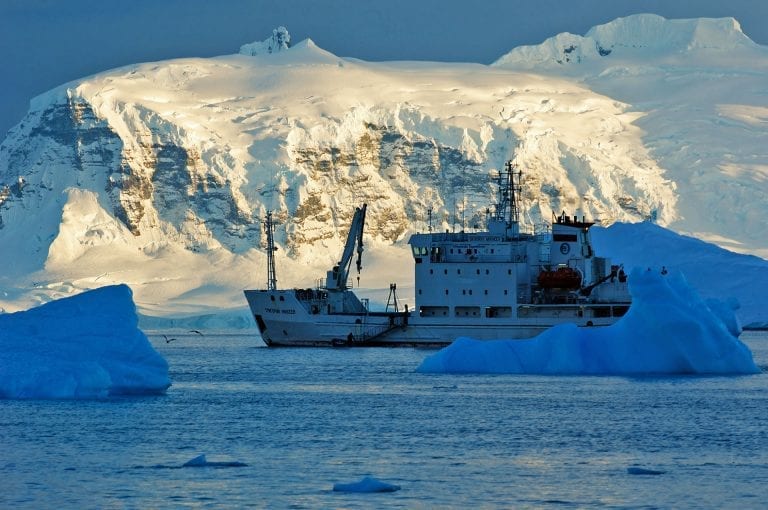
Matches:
[495,14,768,254]
[1,15,767,326]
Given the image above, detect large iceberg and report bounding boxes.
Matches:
[418,269,759,375]
[0,284,171,399]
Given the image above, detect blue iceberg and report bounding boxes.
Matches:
[333,476,401,493]
[418,269,759,375]
[0,284,171,399]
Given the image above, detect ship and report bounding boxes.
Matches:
[244,161,631,347]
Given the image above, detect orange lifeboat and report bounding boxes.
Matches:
[537,267,582,289]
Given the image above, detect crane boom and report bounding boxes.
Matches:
[325,204,367,290]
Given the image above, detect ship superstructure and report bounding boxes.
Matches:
[245,161,631,346]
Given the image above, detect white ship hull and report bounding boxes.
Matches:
[244,288,629,347]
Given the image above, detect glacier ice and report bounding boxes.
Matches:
[332,476,401,493]
[0,284,171,399]
[417,269,759,375]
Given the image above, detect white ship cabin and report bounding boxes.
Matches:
[409,210,627,321]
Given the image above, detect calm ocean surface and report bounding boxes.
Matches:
[2,330,767,509]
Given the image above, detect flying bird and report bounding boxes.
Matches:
[162,334,177,343]
[189,329,204,336]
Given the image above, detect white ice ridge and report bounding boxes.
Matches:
[418,269,759,375]
[0,284,171,399]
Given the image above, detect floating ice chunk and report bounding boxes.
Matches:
[0,284,171,399]
[183,454,209,467]
[418,270,759,375]
[182,454,247,468]
[333,476,401,493]
[627,467,665,475]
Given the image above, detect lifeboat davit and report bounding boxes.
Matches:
[538,267,582,289]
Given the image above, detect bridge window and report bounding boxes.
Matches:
[456,306,480,317]
[485,306,512,318]
[420,306,449,317]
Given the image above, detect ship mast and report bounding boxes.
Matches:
[506,160,522,228]
[264,210,277,291]
[490,160,523,238]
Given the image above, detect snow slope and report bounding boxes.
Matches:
[494,14,768,256]
[0,16,767,327]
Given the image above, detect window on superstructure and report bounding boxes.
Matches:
[476,269,480,275]
[504,290,508,295]
[486,269,490,275]
[445,289,449,295]
[444,269,448,275]
[430,269,433,274]
[457,269,461,275]
[469,289,473,295]
[484,290,488,295]
[508,269,512,275]
[462,290,466,295]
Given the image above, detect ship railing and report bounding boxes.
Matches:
[355,313,408,343]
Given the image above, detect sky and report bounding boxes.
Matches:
[1,0,767,138]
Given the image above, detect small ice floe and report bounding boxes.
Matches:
[332,476,401,493]
[182,454,247,468]
[627,467,665,475]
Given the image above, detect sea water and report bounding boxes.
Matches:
[2,331,767,509]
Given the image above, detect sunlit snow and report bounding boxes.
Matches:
[417,269,759,375]
[0,284,170,399]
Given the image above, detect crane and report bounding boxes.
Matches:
[325,204,367,290]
